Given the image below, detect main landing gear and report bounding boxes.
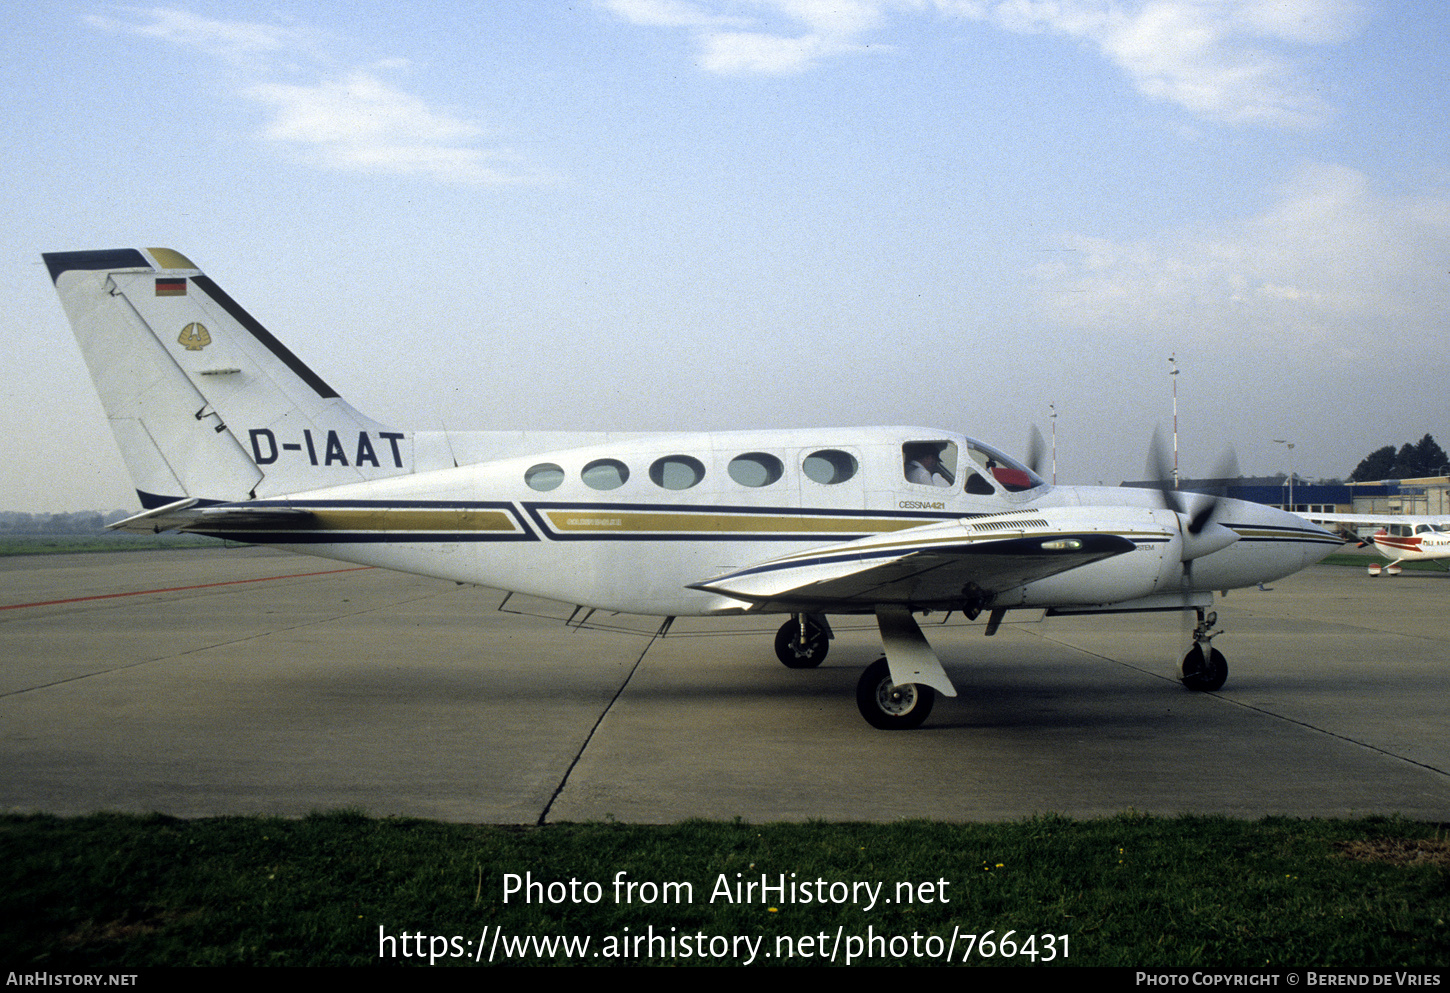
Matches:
[774,614,830,669]
[855,657,935,730]
[773,610,943,729]
[1179,608,1227,692]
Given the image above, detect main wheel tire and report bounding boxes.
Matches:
[856,657,935,730]
[1180,646,1228,692]
[774,618,829,669]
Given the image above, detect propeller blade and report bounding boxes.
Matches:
[1025,425,1047,476]
[1146,425,1186,516]
[1185,446,1239,535]
[1214,446,1241,483]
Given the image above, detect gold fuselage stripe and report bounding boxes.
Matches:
[544,511,926,533]
[309,509,517,531]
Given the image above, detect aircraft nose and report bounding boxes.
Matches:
[1230,498,1340,569]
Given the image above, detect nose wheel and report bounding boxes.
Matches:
[1180,609,1227,691]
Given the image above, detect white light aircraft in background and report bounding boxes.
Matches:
[44,249,1342,729]
[1304,513,1450,576]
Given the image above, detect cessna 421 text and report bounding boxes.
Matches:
[44,248,1343,729]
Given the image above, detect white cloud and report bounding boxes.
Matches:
[1229,0,1363,44]
[699,29,861,73]
[1032,163,1450,353]
[990,0,1365,126]
[85,7,534,184]
[83,6,319,63]
[246,73,520,183]
[602,0,1363,125]
[601,0,909,74]
[251,73,480,146]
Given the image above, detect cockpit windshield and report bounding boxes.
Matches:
[964,439,1046,493]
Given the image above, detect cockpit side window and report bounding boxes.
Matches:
[964,440,1045,493]
[903,441,958,488]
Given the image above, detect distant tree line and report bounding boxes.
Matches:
[0,510,129,534]
[1349,434,1449,482]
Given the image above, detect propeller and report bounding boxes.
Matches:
[1145,427,1239,684]
[1146,427,1240,557]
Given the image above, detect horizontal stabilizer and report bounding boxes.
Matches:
[109,499,314,535]
[108,498,202,534]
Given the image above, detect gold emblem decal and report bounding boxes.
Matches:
[178,323,212,351]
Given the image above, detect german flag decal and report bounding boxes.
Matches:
[155,277,186,296]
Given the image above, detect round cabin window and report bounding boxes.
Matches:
[727,452,784,488]
[581,458,630,490]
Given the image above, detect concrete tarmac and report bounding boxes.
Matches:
[2,546,1446,823]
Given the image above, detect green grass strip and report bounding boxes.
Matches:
[2,812,1447,967]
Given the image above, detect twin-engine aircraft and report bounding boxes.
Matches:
[44,248,1342,729]
[1305,513,1450,576]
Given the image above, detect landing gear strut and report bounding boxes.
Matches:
[856,657,935,730]
[774,614,830,668]
[1180,608,1227,692]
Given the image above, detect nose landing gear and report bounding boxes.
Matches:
[1180,608,1227,691]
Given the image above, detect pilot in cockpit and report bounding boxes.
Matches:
[904,443,953,487]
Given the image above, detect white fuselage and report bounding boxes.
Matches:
[1371,525,1450,564]
[226,426,1339,617]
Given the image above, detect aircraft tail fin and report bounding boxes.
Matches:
[44,248,413,506]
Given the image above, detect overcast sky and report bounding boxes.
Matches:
[4,1,1446,511]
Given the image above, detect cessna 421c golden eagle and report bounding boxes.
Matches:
[44,248,1342,729]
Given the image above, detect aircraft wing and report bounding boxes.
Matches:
[109,498,314,535]
[688,514,1138,611]
[1303,512,1447,526]
[1301,511,1449,544]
